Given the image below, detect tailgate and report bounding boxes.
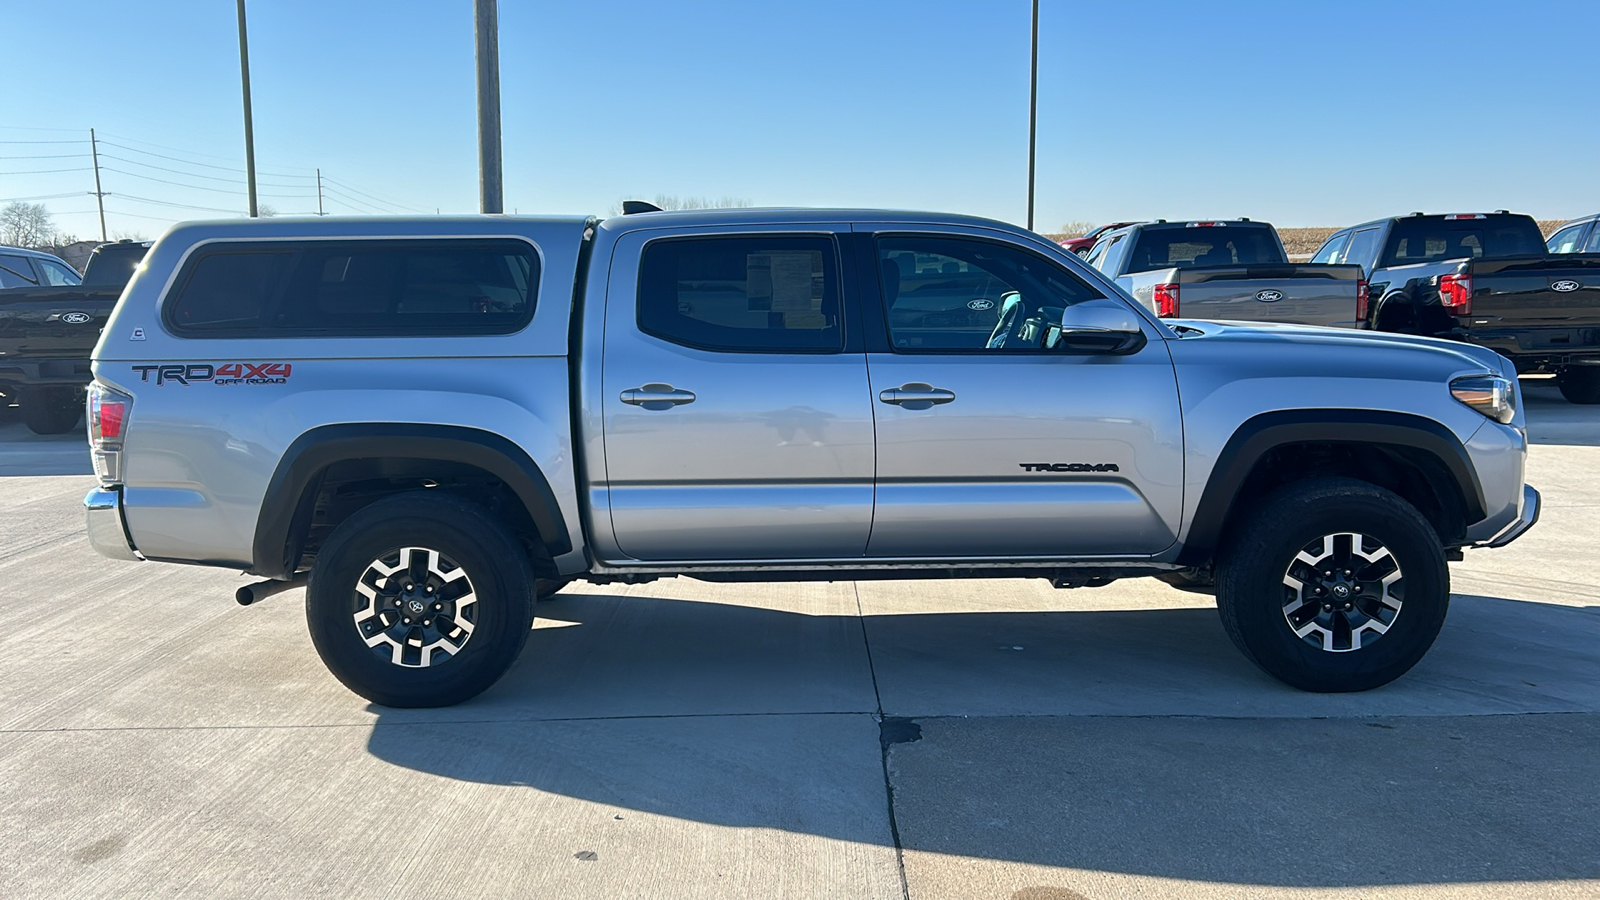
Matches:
[0,288,119,360]
[1467,255,1600,332]
[1175,264,1362,328]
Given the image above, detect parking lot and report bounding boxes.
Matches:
[1,381,1597,899]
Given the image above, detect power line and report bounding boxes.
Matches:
[98,140,315,180]
[0,139,90,145]
[320,194,384,215]
[100,166,314,199]
[97,131,303,166]
[98,154,310,188]
[0,192,88,202]
[0,153,91,160]
[0,166,93,175]
[320,177,424,213]
[110,193,242,214]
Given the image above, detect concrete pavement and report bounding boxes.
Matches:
[0,382,1597,898]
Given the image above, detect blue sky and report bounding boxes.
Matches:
[3,0,1596,240]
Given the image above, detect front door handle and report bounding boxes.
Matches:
[620,383,697,410]
[878,382,956,410]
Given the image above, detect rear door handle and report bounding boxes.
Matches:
[620,383,697,410]
[878,383,956,410]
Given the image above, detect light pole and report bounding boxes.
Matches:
[1026,0,1038,232]
[236,0,259,218]
[475,0,503,214]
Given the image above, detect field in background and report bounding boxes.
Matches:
[1047,220,1566,257]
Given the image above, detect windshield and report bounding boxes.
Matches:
[1124,226,1285,274]
[1380,217,1545,267]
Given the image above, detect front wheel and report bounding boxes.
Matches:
[1215,477,1449,692]
[306,493,536,707]
[1557,367,1600,404]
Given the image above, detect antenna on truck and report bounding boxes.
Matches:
[621,200,663,214]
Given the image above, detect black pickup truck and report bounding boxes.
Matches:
[1313,213,1600,403]
[0,240,150,433]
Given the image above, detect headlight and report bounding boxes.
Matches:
[1450,374,1516,424]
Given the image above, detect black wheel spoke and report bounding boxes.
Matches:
[351,546,478,668]
[1281,531,1404,653]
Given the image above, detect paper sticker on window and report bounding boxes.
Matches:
[749,252,822,313]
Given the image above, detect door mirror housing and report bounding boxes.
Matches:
[1045,301,1149,355]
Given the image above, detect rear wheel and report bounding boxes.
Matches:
[23,387,82,435]
[306,493,536,707]
[1216,477,1449,692]
[1557,367,1600,404]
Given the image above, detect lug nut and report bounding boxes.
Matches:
[423,618,432,626]
[1354,585,1363,593]
[1323,604,1333,611]
[403,617,411,624]
[433,603,441,611]
[426,586,434,593]
[1344,603,1353,610]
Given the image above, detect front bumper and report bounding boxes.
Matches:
[84,488,142,562]
[1485,485,1540,549]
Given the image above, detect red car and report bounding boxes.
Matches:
[1059,222,1137,256]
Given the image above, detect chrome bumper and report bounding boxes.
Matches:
[1486,485,1540,549]
[84,488,141,562]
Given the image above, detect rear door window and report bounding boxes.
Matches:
[1547,223,1586,253]
[166,239,539,336]
[1098,234,1130,274]
[1343,228,1382,273]
[1587,224,1600,253]
[637,235,842,352]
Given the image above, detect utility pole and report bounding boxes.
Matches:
[316,168,325,215]
[236,0,259,217]
[1026,0,1039,232]
[89,128,107,241]
[475,0,503,214]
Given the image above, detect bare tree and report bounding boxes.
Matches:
[608,195,753,215]
[1,202,59,249]
[1056,220,1096,238]
[257,204,278,218]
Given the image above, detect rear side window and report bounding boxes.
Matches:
[637,235,841,353]
[166,239,539,337]
[1587,225,1600,253]
[1343,228,1382,273]
[1310,232,1351,265]
[0,254,39,288]
[1124,226,1285,273]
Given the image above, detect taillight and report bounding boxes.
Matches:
[1356,278,1369,322]
[87,381,133,485]
[1439,273,1473,315]
[1153,283,1179,317]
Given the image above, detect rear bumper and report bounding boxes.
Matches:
[1485,485,1540,549]
[84,488,142,562]
[0,358,93,388]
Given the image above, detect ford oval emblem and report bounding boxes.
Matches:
[967,298,995,311]
[61,312,92,324]
[1552,280,1581,292]
[1255,290,1284,303]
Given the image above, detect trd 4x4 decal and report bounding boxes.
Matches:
[1019,462,1120,473]
[131,362,293,386]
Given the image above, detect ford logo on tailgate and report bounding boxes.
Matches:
[1255,290,1284,302]
[1552,280,1581,292]
[61,312,92,324]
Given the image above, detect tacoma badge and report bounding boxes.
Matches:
[1019,462,1120,472]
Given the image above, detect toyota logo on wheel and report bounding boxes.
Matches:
[1551,280,1581,293]
[1255,290,1284,303]
[61,312,92,324]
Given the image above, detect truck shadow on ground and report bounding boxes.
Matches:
[1522,380,1600,446]
[0,419,92,476]
[364,589,1600,889]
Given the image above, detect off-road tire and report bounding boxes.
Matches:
[1215,477,1449,692]
[1557,367,1600,404]
[306,492,536,708]
[23,388,82,435]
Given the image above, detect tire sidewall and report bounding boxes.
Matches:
[306,495,533,707]
[1223,487,1449,691]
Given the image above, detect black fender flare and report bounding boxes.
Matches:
[1175,409,1486,567]
[251,423,571,579]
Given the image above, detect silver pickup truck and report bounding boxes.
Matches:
[83,208,1538,707]
[1088,220,1366,327]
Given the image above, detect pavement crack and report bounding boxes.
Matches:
[855,582,911,900]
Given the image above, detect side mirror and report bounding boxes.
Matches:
[1045,301,1148,355]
